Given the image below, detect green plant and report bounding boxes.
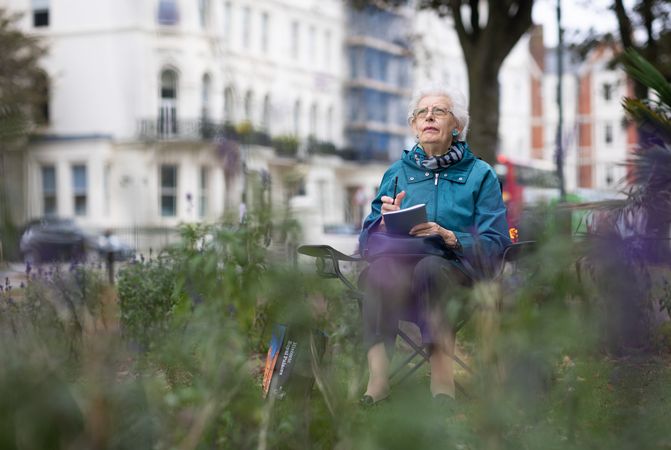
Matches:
[117,253,181,349]
[272,135,299,157]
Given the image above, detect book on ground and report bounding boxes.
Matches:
[382,203,427,235]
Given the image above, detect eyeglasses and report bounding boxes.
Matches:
[413,106,453,120]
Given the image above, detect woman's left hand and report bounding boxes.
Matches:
[409,222,460,248]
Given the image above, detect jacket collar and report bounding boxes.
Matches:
[401,142,477,184]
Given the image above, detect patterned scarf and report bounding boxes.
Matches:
[410,141,465,170]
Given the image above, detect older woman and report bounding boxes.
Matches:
[358,84,511,405]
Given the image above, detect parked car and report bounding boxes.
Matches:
[20,217,88,264]
[95,232,134,262]
[20,218,135,264]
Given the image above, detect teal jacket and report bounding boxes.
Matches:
[359,142,511,263]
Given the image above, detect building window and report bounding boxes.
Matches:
[308,26,316,62]
[224,86,235,123]
[160,165,178,217]
[201,73,211,121]
[223,2,232,43]
[605,123,613,144]
[244,90,254,123]
[603,83,612,101]
[261,12,269,53]
[261,94,271,130]
[291,21,299,59]
[309,103,318,138]
[199,167,209,218]
[293,99,301,136]
[34,71,50,125]
[72,164,87,216]
[198,0,210,28]
[324,30,331,69]
[158,0,179,25]
[104,164,111,216]
[159,69,178,137]
[32,0,49,27]
[41,165,57,216]
[242,6,251,49]
[326,106,333,141]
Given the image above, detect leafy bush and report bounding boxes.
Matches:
[117,253,181,349]
[272,135,299,157]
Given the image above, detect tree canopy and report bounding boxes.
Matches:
[0,8,48,144]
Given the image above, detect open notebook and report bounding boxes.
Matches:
[382,203,427,235]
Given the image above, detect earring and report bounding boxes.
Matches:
[452,129,459,137]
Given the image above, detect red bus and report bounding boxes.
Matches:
[495,155,560,228]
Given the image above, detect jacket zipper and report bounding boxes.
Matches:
[433,173,439,221]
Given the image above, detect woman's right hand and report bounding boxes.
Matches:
[379,191,406,228]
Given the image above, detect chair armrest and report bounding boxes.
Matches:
[297,245,362,262]
[297,245,362,294]
[502,240,536,263]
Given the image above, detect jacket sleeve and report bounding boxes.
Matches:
[358,166,398,252]
[452,167,511,263]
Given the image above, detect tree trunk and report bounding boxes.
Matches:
[466,61,501,165]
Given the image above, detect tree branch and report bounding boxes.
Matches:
[448,0,474,52]
[487,0,533,61]
[614,0,634,49]
[469,0,480,40]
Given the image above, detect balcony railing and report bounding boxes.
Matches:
[137,118,226,141]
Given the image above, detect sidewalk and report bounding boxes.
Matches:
[0,262,28,288]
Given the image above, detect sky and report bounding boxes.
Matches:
[532,0,633,47]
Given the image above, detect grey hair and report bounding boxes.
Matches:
[407,84,469,141]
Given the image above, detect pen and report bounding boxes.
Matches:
[392,176,398,205]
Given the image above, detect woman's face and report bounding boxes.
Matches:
[411,94,460,153]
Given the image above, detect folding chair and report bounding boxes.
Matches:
[297,238,535,396]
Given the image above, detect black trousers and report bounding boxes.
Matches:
[362,255,473,355]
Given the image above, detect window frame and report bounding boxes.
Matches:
[31,0,49,27]
[160,164,179,218]
[41,164,57,216]
[199,166,209,218]
[71,164,88,217]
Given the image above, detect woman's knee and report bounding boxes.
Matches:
[365,256,401,288]
[413,256,470,286]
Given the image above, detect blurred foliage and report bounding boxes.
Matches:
[0,202,670,449]
[272,135,299,157]
[0,8,48,143]
[0,8,48,262]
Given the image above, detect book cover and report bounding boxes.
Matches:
[262,323,287,398]
[382,203,427,235]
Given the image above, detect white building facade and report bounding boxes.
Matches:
[2,0,352,252]
[1,0,634,256]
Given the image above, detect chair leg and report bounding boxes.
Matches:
[391,328,475,397]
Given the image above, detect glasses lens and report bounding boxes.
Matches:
[433,107,448,117]
[415,108,428,119]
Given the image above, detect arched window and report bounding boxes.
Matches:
[158,0,179,25]
[293,99,301,137]
[201,73,212,121]
[262,94,271,131]
[309,103,318,138]
[159,69,178,137]
[224,86,235,123]
[244,90,254,123]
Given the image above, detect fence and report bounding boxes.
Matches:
[106,226,181,258]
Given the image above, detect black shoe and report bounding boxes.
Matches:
[359,394,388,408]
